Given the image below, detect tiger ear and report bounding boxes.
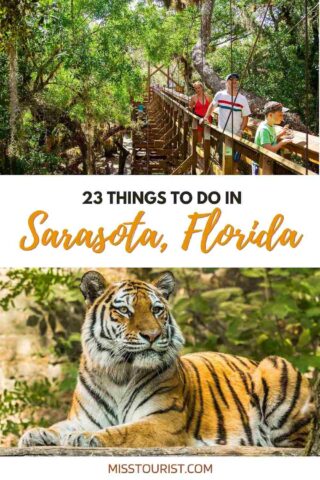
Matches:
[80,271,107,305]
[153,271,175,299]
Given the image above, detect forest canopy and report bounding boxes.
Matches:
[0,0,318,174]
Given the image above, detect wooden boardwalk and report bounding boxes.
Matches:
[131,87,319,175]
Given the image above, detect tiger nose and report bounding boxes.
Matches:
[140,330,161,343]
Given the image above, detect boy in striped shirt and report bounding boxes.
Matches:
[204,73,251,173]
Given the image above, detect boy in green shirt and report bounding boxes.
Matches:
[253,101,292,174]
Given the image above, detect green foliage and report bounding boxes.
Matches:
[136,2,199,66]
[208,0,319,130]
[1,267,319,373]
[59,363,79,393]
[0,268,80,310]
[0,0,317,172]
[0,268,84,359]
[0,379,59,438]
[0,268,320,371]
[0,0,146,172]
[0,0,41,44]
[171,268,320,372]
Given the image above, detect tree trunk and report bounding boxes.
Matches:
[191,0,224,91]
[305,373,320,456]
[179,55,193,94]
[85,119,95,175]
[116,135,130,175]
[7,40,20,170]
[191,0,308,129]
[29,98,89,174]
[191,0,265,113]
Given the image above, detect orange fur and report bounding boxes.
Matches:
[19,273,315,449]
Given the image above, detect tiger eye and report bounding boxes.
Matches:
[119,306,129,315]
[153,306,163,314]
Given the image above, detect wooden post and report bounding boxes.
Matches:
[222,137,233,175]
[132,135,136,164]
[262,155,274,175]
[182,113,189,160]
[163,101,168,127]
[147,62,151,102]
[177,110,182,152]
[169,104,174,134]
[167,101,171,121]
[172,107,178,146]
[192,117,198,174]
[203,125,211,174]
[167,103,171,123]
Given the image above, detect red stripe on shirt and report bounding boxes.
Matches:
[218,99,244,108]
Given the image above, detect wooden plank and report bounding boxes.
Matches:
[154,88,319,174]
[150,64,165,77]
[191,118,198,175]
[261,153,274,175]
[222,141,233,175]
[232,140,260,162]
[0,446,304,457]
[285,143,319,163]
[211,162,223,175]
[162,87,319,156]
[196,145,204,158]
[203,125,211,174]
[171,154,193,175]
[177,111,182,148]
[182,113,189,160]
[139,87,318,175]
[164,132,179,149]
[137,149,178,156]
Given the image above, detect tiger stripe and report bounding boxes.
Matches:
[223,372,254,446]
[266,359,288,420]
[276,371,302,429]
[19,272,315,450]
[75,395,103,429]
[197,355,230,408]
[207,382,227,445]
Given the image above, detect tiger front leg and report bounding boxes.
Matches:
[19,427,61,447]
[19,419,80,447]
[63,414,190,448]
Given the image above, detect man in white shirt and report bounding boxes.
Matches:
[204,73,251,173]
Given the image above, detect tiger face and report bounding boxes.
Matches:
[80,271,184,372]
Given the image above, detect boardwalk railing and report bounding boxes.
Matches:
[143,87,318,175]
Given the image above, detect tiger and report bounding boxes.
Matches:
[19,271,315,449]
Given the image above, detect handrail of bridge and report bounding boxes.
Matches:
[163,87,320,165]
[151,87,316,175]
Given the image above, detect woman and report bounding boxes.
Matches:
[189,81,213,143]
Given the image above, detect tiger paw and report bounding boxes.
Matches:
[62,432,103,447]
[19,428,60,447]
